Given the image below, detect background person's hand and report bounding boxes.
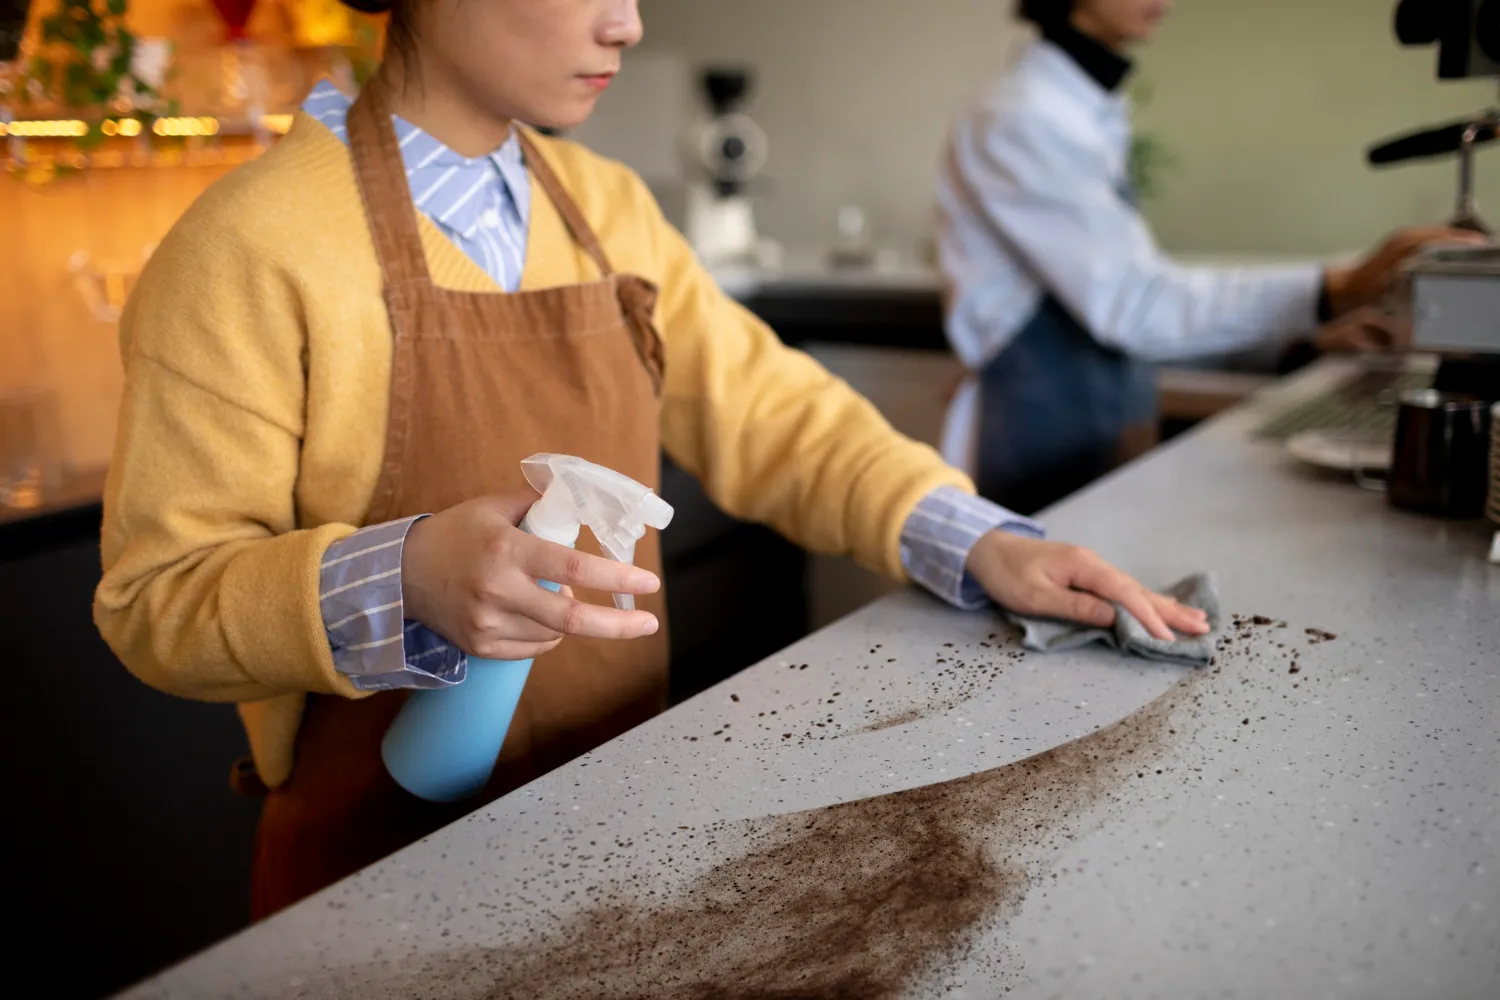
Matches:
[1324,225,1487,314]
[1313,305,1409,354]
[401,489,660,661]
[965,531,1209,641]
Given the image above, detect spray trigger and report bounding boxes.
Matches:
[519,454,673,612]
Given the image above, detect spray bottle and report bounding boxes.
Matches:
[381,454,673,803]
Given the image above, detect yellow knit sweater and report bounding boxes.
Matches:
[94,113,971,787]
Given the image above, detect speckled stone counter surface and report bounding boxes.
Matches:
[122,359,1499,1000]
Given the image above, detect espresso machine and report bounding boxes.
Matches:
[1369,2,1500,549]
[1373,1,1500,395]
[683,68,780,270]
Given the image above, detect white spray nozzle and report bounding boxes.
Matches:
[520,454,674,611]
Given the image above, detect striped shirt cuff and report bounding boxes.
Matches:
[319,516,467,692]
[900,485,1045,610]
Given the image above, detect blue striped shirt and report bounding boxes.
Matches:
[306,82,1040,690]
[302,80,530,294]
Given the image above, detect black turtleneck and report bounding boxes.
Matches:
[1040,19,1133,92]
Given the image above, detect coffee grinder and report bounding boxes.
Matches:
[683,68,779,269]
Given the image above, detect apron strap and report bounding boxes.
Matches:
[516,129,617,280]
[348,83,616,287]
[346,78,434,290]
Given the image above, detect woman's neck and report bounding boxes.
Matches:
[376,59,514,158]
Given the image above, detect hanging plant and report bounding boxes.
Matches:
[23,0,173,151]
[1127,77,1177,202]
[348,14,381,86]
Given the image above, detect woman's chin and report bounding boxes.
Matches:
[528,96,603,133]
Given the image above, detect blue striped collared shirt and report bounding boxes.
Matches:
[307,81,1041,690]
[302,79,530,294]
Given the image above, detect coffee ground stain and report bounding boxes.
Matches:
[319,673,1206,1000]
[844,697,974,736]
[848,704,938,734]
[282,613,1339,1000]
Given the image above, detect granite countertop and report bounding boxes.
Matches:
[122,358,1500,999]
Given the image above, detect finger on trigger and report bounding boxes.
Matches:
[525,537,659,594]
[513,584,657,639]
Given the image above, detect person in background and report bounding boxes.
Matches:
[95,0,1208,919]
[936,0,1484,514]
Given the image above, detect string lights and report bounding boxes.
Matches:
[0,115,293,140]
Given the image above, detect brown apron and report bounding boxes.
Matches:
[249,81,670,920]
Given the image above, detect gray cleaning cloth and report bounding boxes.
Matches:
[1005,572,1221,667]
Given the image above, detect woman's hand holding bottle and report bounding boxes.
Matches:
[401,489,660,661]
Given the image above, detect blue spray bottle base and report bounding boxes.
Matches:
[381,580,561,803]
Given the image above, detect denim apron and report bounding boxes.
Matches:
[975,183,1157,514]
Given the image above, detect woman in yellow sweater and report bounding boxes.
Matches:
[96,0,1207,917]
